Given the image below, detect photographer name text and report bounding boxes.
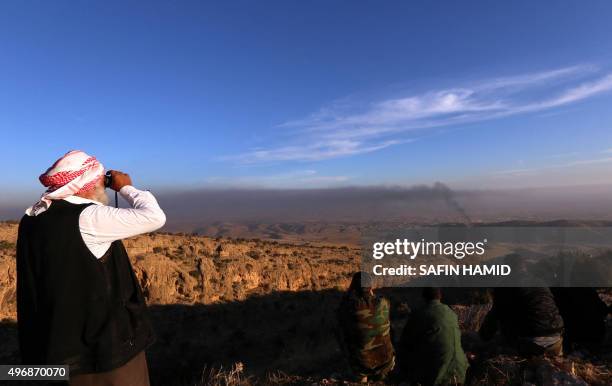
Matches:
[370,238,511,277]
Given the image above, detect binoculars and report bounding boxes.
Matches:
[104,171,113,188]
[105,171,119,208]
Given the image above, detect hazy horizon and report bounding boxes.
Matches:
[3,183,612,228]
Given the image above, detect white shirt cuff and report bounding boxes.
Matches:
[119,185,138,196]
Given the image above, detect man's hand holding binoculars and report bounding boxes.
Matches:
[104,170,133,192]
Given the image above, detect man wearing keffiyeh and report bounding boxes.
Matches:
[26,150,108,216]
[18,150,166,386]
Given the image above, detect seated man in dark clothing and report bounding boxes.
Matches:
[551,287,609,351]
[479,287,564,357]
[336,272,395,383]
[398,288,468,386]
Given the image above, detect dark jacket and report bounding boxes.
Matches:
[551,287,608,345]
[399,300,468,386]
[17,199,155,375]
[480,287,564,341]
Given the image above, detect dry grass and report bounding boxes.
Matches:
[466,354,612,386]
[567,357,612,386]
[197,362,253,386]
[186,363,337,386]
[468,355,530,386]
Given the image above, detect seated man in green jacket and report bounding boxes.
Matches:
[398,288,468,386]
[337,272,395,383]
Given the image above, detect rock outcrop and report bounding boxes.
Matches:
[0,222,359,320]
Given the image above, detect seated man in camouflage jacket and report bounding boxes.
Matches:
[336,272,395,383]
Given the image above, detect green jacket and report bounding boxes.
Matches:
[399,300,468,385]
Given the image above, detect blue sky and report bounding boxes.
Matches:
[2,1,612,196]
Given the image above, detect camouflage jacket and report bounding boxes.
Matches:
[337,293,395,376]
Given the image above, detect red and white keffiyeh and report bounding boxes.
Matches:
[26,150,105,216]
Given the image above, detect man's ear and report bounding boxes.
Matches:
[75,189,94,200]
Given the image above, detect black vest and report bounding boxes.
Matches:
[16,199,155,374]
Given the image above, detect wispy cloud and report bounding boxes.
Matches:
[230,139,405,163]
[518,73,612,112]
[229,64,612,163]
[541,151,581,160]
[299,174,350,184]
[565,156,612,167]
[206,169,350,187]
[493,156,612,177]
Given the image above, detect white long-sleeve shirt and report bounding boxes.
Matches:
[63,185,166,258]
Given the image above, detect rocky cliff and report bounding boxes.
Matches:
[0,222,360,321]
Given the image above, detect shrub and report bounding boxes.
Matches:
[246,250,261,260]
[0,240,15,250]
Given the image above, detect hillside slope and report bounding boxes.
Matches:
[0,222,360,321]
[1,222,611,385]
